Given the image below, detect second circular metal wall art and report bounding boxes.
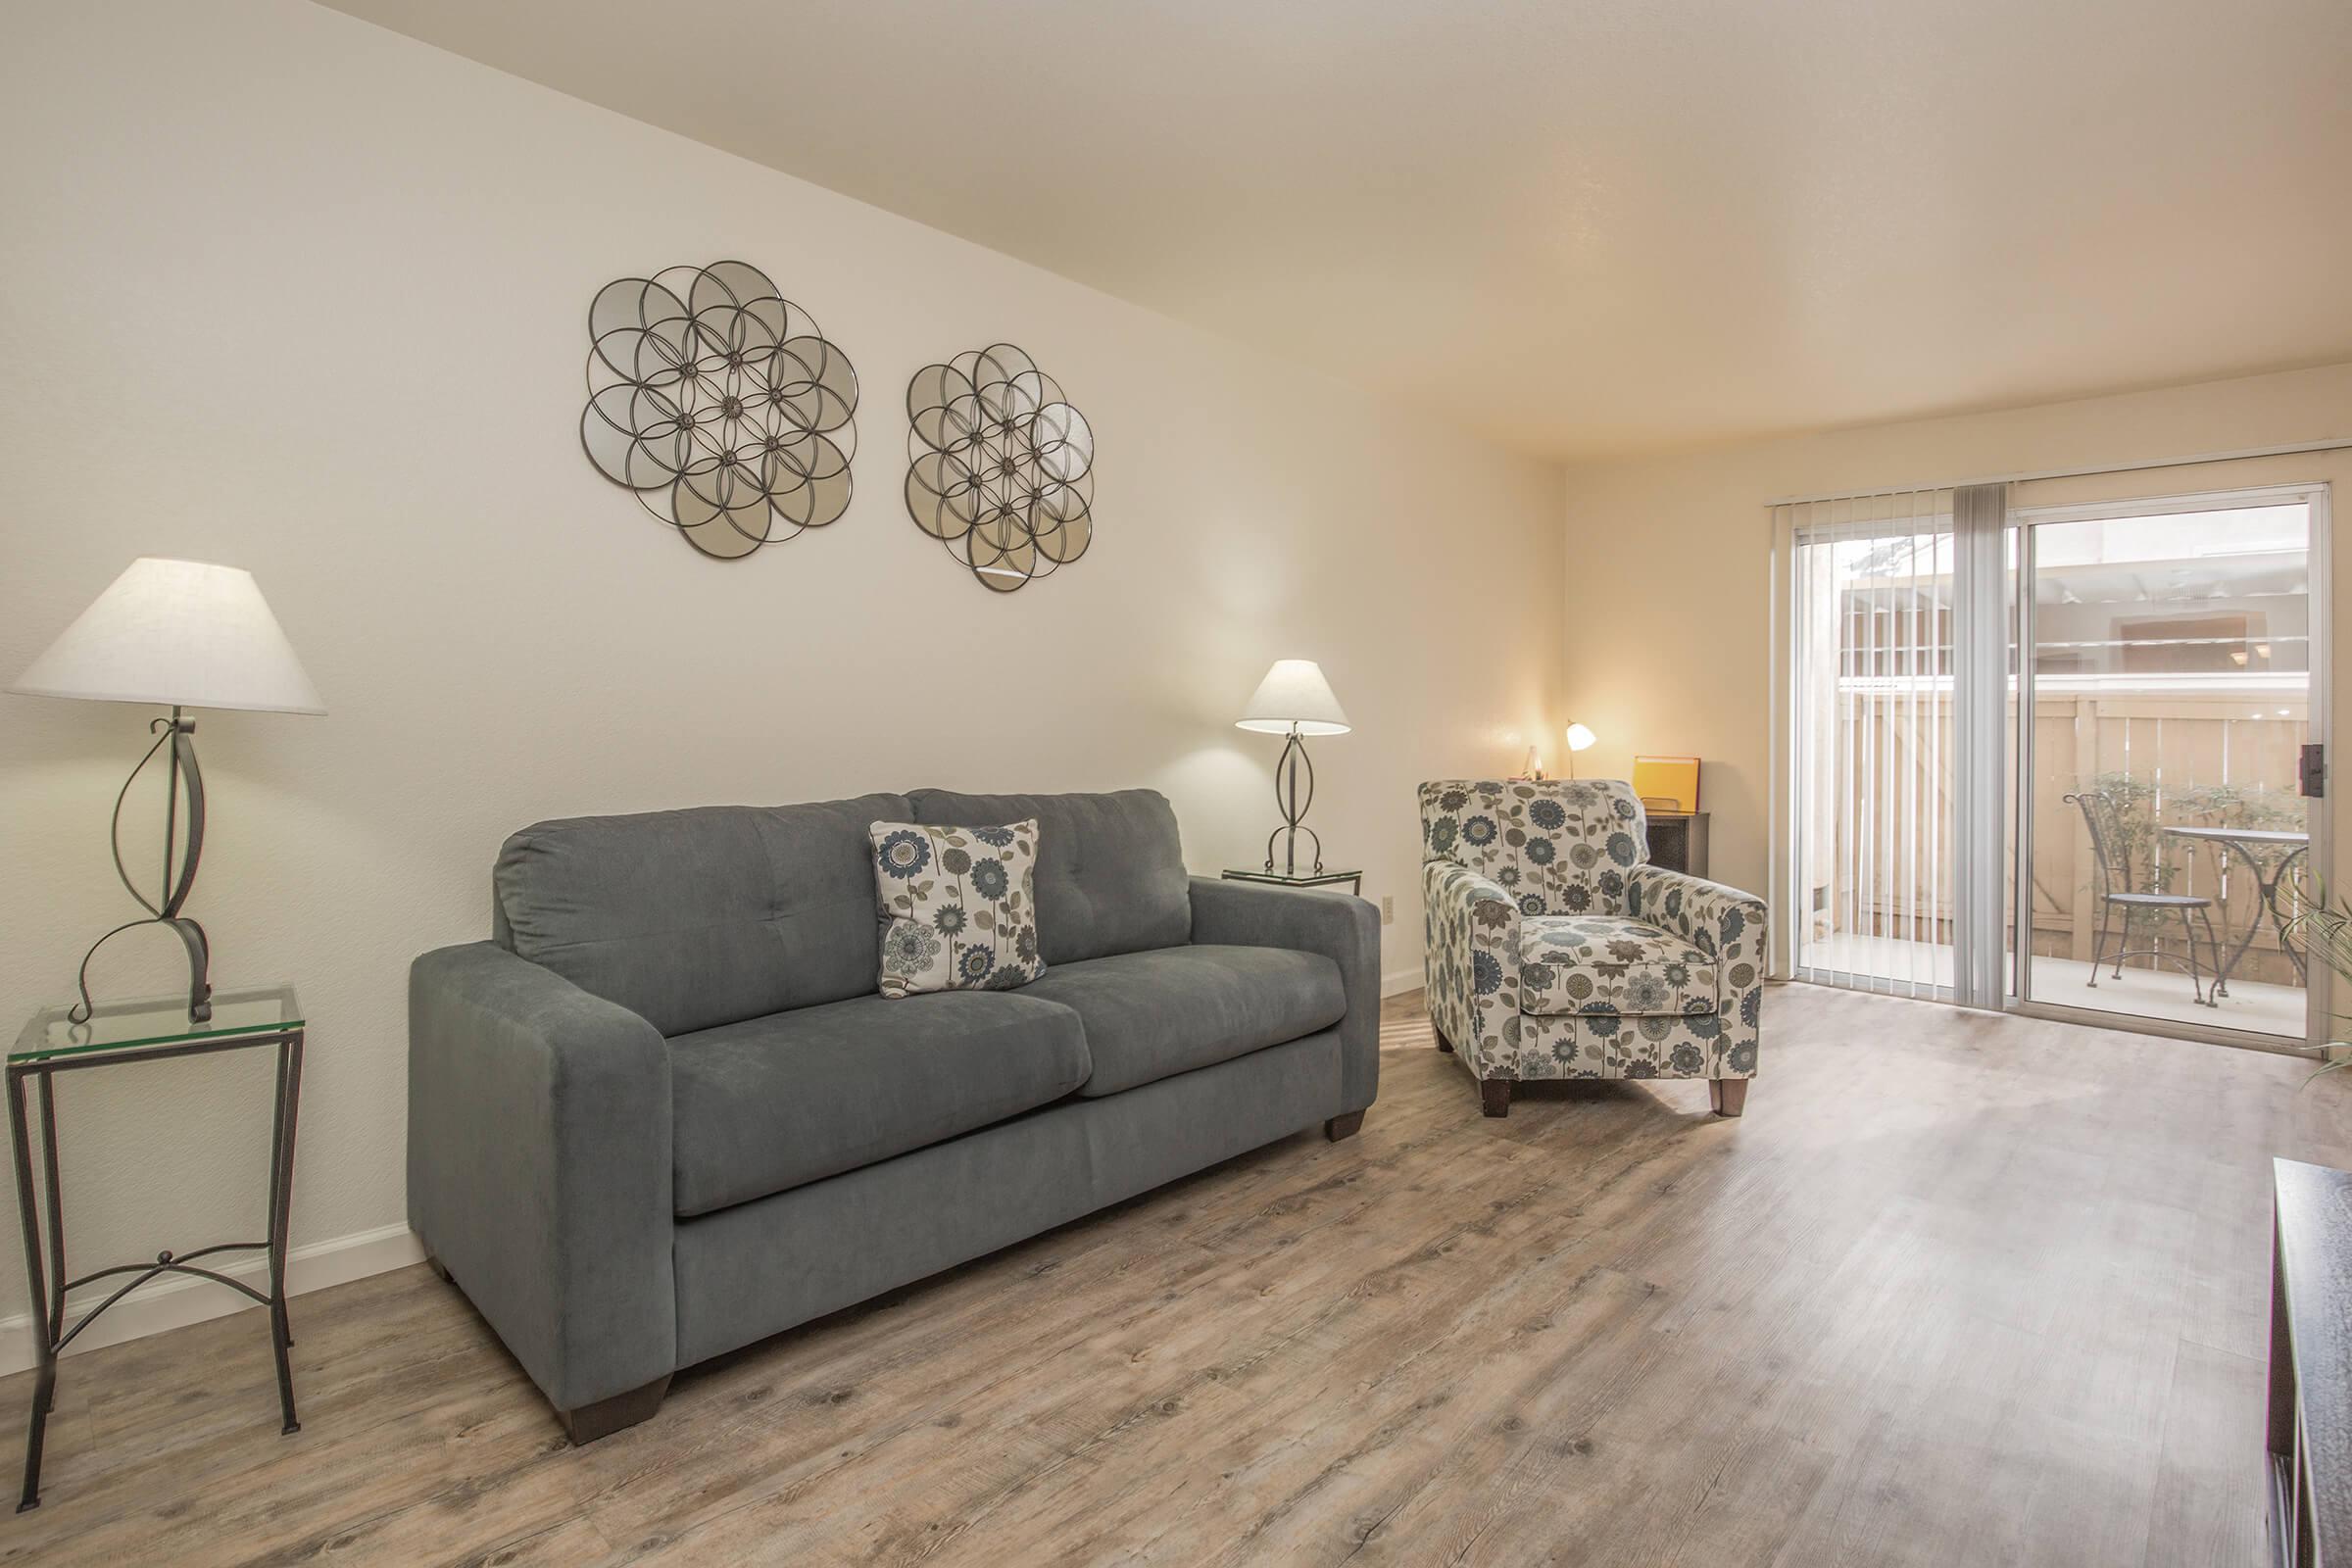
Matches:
[580,259,860,561]
[904,344,1096,592]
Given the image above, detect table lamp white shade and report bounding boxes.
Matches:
[1236,659,1350,736]
[1565,722,1597,753]
[10,558,324,715]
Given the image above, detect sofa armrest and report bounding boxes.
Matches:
[1187,877,1381,1115]
[1422,860,1524,1078]
[408,942,675,1411]
[1625,866,1766,1075]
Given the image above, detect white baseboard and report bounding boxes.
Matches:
[1381,963,1425,998]
[0,1221,424,1377]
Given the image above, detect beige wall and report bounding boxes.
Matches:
[1560,362,2352,906]
[0,0,1563,1345]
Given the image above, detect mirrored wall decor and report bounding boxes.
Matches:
[580,260,859,561]
[905,343,1095,592]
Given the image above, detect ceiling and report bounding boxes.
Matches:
[316,0,2352,461]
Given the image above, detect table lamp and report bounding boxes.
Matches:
[1564,722,1597,778]
[10,559,324,1023]
[1237,660,1350,876]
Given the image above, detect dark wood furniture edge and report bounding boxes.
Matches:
[2269,1156,2352,1565]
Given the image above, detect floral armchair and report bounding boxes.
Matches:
[1419,779,1766,1117]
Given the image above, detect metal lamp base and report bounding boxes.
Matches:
[1263,725,1326,877]
[70,707,212,1025]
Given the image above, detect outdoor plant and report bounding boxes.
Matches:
[2282,884,2349,1083]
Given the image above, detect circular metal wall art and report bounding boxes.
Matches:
[580,260,858,560]
[905,344,1095,592]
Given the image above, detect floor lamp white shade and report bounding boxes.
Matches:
[10,558,324,715]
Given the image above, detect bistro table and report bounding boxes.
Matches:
[2161,825,2310,997]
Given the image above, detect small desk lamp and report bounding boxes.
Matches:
[1237,660,1350,876]
[11,559,324,1023]
[1564,723,1597,778]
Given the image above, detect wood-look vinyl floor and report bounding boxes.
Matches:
[5,983,2347,1566]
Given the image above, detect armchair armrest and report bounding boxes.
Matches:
[408,942,675,1411]
[1188,877,1381,1114]
[1422,860,1524,1078]
[1625,867,1766,1075]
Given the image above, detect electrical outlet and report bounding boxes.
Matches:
[1381,895,1396,925]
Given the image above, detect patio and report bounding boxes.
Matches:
[1802,931,2306,1039]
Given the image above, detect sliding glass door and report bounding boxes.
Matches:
[1778,477,2330,1049]
[2016,488,2324,1042]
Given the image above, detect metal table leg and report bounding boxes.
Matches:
[9,1065,54,1512]
[266,1032,303,1434]
[2210,844,2309,999]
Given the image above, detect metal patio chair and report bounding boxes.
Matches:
[2066,787,2224,1006]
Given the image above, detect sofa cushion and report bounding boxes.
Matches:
[870,818,1047,997]
[665,991,1090,1215]
[495,794,909,1037]
[1518,913,1717,1018]
[1018,945,1345,1098]
[906,789,1190,964]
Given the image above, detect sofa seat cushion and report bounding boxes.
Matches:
[666,992,1090,1215]
[1518,914,1718,1018]
[1019,945,1346,1098]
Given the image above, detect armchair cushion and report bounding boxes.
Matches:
[1518,914,1717,1018]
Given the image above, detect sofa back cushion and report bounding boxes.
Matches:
[907,788,1190,963]
[1418,778,1648,916]
[494,793,910,1036]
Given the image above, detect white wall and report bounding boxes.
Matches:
[1560,361,2352,902]
[0,0,1563,1349]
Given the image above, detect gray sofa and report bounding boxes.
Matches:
[408,788,1379,1441]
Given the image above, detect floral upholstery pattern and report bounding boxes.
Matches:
[1418,778,1646,917]
[1518,913,1716,1018]
[1421,779,1765,1085]
[1624,863,1767,1077]
[1422,859,1524,1080]
[870,818,1046,998]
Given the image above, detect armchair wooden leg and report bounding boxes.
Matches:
[1480,1078,1511,1118]
[1709,1079,1749,1117]
[426,1255,453,1284]
[1324,1110,1365,1142]
[1434,1026,1454,1054]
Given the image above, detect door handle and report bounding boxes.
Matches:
[2301,743,2326,799]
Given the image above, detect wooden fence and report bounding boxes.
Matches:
[1809,684,2309,985]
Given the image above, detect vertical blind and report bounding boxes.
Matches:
[1782,484,2006,1004]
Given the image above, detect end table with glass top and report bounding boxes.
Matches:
[1221,866,1364,895]
[8,984,306,1511]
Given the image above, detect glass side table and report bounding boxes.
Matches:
[1220,866,1364,896]
[9,984,306,1511]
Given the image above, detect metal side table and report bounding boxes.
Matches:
[8,984,306,1511]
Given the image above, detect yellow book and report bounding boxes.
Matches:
[1633,755,1700,814]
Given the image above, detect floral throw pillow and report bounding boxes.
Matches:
[870,818,1047,998]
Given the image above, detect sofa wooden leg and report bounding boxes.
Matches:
[1710,1079,1749,1118]
[425,1254,453,1284]
[560,1375,671,1445]
[1480,1078,1511,1118]
[1324,1109,1365,1142]
[1434,1027,1454,1054]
